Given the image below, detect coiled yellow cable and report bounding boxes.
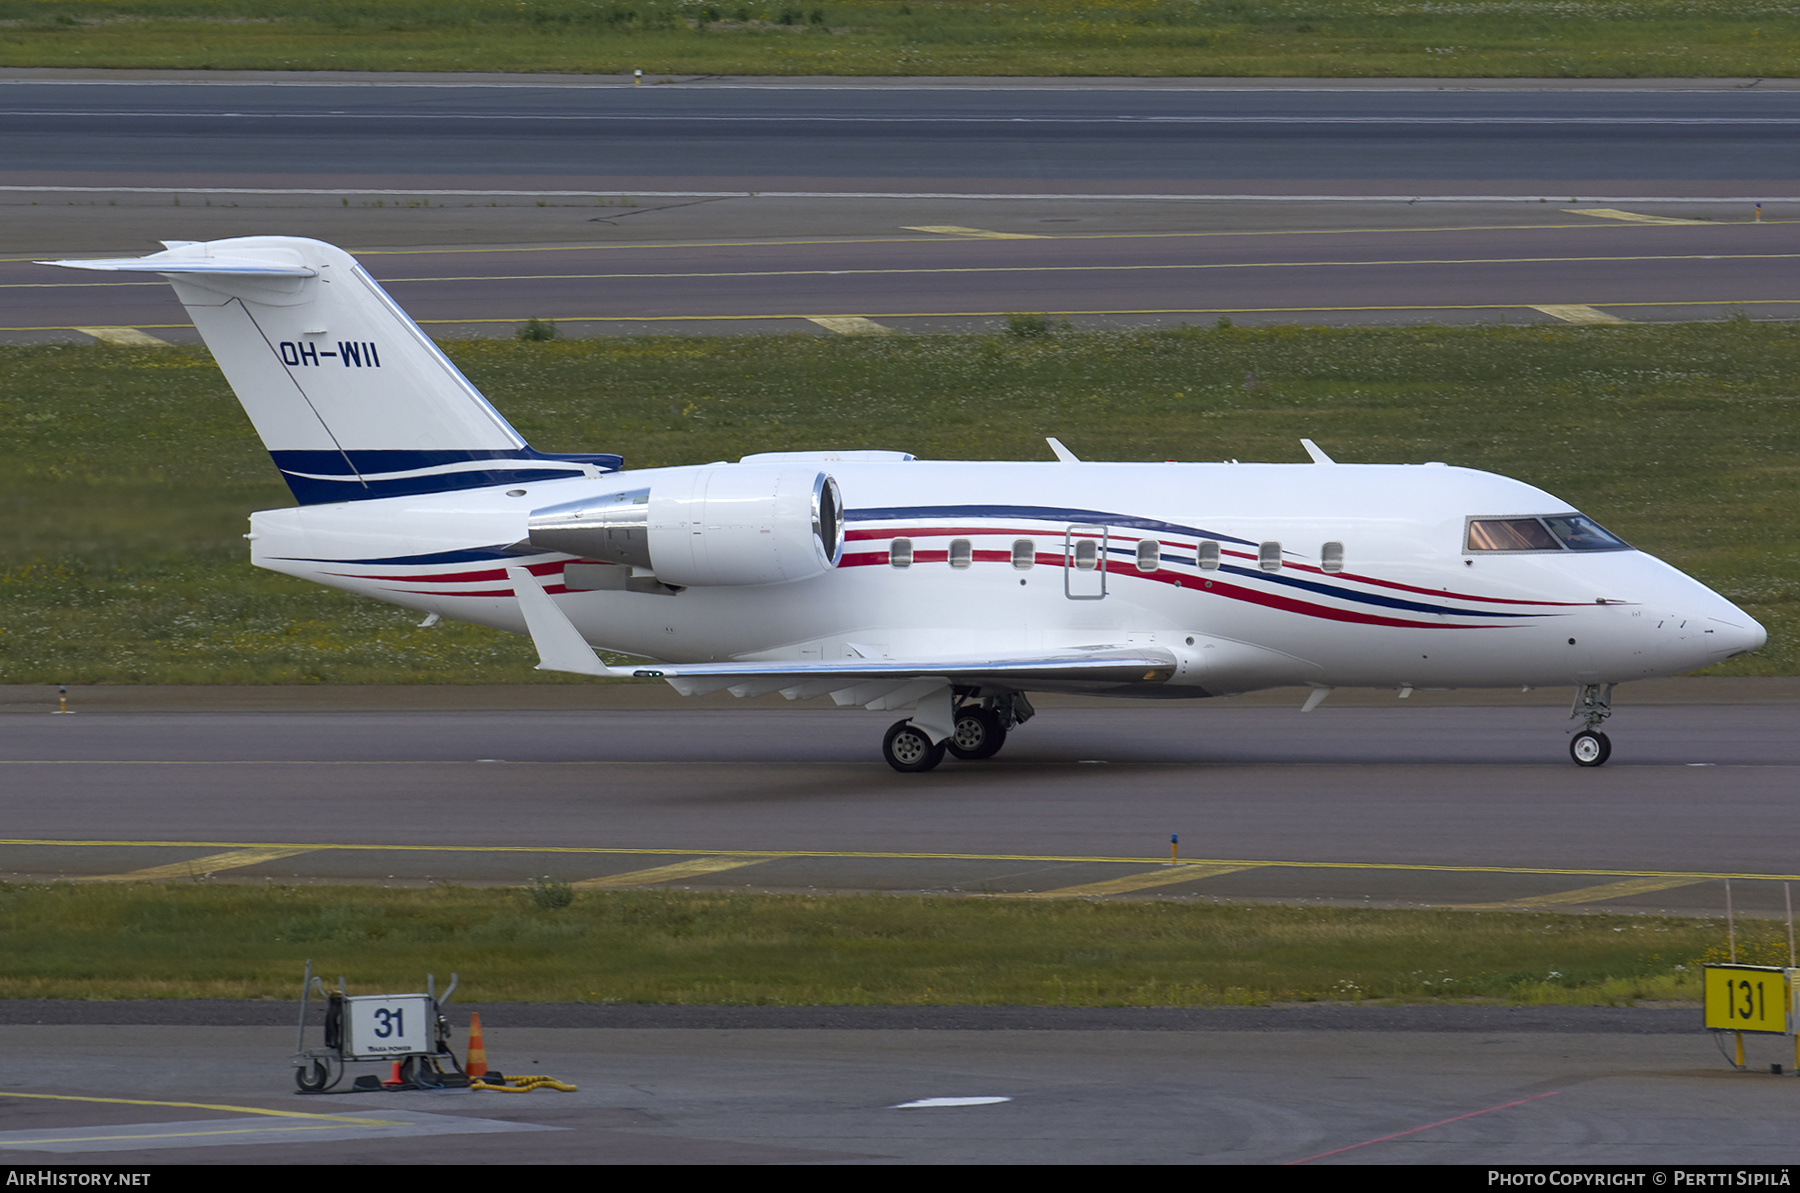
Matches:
[471,1075,578,1093]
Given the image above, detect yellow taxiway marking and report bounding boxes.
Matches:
[1,1122,363,1148]
[806,315,897,335]
[70,325,170,346]
[1567,207,1708,225]
[74,847,317,883]
[903,225,1043,239]
[572,855,785,889]
[6,838,1797,883]
[1001,863,1262,899]
[1455,876,1710,910]
[1531,304,1631,325]
[0,1091,399,1127]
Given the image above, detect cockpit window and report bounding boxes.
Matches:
[1541,515,1630,551]
[1466,515,1630,553]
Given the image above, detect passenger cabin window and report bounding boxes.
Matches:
[1197,541,1220,570]
[1259,541,1282,572]
[1466,515,1629,553]
[949,538,973,569]
[1011,539,1035,569]
[1321,541,1345,573]
[1136,540,1161,572]
[889,538,913,568]
[1073,539,1100,570]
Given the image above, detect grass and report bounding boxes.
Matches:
[1,0,1798,78]
[1,320,1795,685]
[0,880,1762,1004]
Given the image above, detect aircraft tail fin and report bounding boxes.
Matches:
[42,237,619,503]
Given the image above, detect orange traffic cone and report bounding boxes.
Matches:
[382,1061,406,1088]
[465,1012,488,1078]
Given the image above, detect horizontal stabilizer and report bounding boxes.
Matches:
[39,254,317,277]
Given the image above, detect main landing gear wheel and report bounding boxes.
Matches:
[1571,730,1612,767]
[946,707,1007,761]
[883,719,946,773]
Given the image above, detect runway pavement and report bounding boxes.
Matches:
[4,77,1799,185]
[3,694,1796,917]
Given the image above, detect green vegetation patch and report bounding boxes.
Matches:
[0,320,1794,684]
[1,1,1797,78]
[0,881,1747,1004]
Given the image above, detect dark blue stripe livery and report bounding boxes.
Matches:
[270,449,623,505]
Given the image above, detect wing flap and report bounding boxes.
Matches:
[619,652,1177,689]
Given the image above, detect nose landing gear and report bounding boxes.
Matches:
[1569,682,1615,767]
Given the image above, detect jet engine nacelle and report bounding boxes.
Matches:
[527,467,844,587]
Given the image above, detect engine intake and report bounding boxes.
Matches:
[527,468,844,587]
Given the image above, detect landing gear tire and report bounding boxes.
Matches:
[1571,730,1612,767]
[883,719,946,773]
[946,707,1007,761]
[296,1060,331,1093]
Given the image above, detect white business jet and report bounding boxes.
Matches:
[46,237,1766,771]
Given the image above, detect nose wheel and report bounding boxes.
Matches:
[1570,730,1612,767]
[1569,683,1616,767]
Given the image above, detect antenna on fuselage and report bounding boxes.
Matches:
[1300,438,1336,464]
[1046,437,1081,463]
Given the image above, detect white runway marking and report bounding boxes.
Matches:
[891,1097,1013,1109]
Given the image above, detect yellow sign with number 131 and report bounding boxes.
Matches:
[1704,964,1791,1034]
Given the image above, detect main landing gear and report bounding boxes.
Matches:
[1569,682,1615,767]
[881,694,1031,773]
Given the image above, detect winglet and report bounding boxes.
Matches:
[507,567,610,677]
[1046,437,1081,463]
[1300,438,1335,465]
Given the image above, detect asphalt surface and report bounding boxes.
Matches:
[10,1022,1799,1164]
[4,78,1799,185]
[5,75,1798,339]
[10,215,1798,337]
[3,701,1797,916]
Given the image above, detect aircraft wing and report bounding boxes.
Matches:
[609,651,1179,702]
[508,567,1175,706]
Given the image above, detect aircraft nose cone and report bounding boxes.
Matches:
[1715,614,1769,659]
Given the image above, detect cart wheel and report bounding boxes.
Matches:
[296,1060,331,1093]
[399,1056,418,1086]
